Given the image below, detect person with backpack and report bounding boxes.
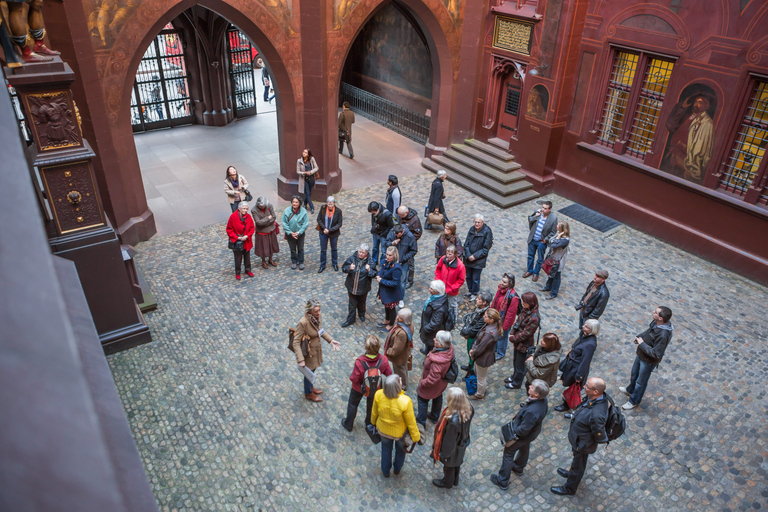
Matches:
[416,330,455,427]
[419,280,450,354]
[551,377,610,496]
[491,273,520,361]
[504,292,540,389]
[431,387,474,488]
[459,291,491,372]
[341,335,392,432]
[468,308,502,400]
[384,308,414,390]
[435,245,465,328]
[371,375,421,478]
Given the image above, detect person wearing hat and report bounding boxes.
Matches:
[385,175,402,214]
[576,270,610,329]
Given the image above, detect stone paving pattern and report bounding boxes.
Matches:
[109,172,768,512]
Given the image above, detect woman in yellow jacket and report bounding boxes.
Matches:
[371,374,421,477]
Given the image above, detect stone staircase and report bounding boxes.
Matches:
[421,139,539,208]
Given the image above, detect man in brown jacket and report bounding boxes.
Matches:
[338,101,355,158]
[384,308,413,390]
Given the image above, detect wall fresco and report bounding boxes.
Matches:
[526,84,548,121]
[334,0,362,29]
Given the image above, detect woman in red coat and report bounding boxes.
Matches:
[226,201,255,280]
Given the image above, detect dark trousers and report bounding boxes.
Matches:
[286,234,305,264]
[230,202,239,213]
[339,137,354,158]
[263,85,270,101]
[407,260,415,287]
[346,292,367,324]
[509,349,526,386]
[381,437,404,476]
[439,465,461,488]
[399,261,410,300]
[233,249,251,275]
[465,337,475,370]
[319,233,338,267]
[544,271,562,297]
[416,394,443,426]
[342,388,372,429]
[498,439,531,485]
[465,267,483,294]
[303,181,314,212]
[384,306,397,326]
[564,450,590,492]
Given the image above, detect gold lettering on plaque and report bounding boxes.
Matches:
[493,17,533,55]
[531,125,541,132]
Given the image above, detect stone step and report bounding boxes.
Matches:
[444,147,522,177]
[450,144,520,172]
[433,154,527,189]
[466,138,514,161]
[422,159,540,208]
[488,137,511,152]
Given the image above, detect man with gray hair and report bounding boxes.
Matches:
[463,214,494,301]
[316,196,343,273]
[419,280,449,354]
[426,169,448,229]
[491,379,550,490]
[397,204,422,289]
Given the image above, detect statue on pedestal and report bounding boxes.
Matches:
[1,0,60,65]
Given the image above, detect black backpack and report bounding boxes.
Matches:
[604,394,626,442]
[360,359,384,397]
[445,305,456,331]
[442,357,459,383]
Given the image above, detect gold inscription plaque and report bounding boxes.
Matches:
[493,17,533,56]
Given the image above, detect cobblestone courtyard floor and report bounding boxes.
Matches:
[108,172,768,512]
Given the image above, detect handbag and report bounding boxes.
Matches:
[464,372,477,396]
[563,381,583,410]
[228,220,247,252]
[541,256,559,276]
[427,211,444,225]
[274,221,280,235]
[365,424,382,444]
[500,421,517,447]
[287,327,311,358]
[338,128,348,140]
[244,189,253,202]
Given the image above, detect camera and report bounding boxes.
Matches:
[574,302,585,311]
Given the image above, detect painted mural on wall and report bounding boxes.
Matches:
[444,0,459,19]
[526,84,548,121]
[344,4,433,100]
[659,84,717,185]
[88,0,140,49]
[334,0,362,29]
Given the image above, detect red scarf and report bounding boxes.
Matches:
[326,205,335,219]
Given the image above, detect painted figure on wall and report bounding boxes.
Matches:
[444,0,459,19]
[335,0,361,29]
[87,0,138,49]
[527,85,548,121]
[660,84,717,184]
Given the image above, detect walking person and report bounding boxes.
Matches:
[375,246,403,332]
[505,292,541,389]
[491,273,520,361]
[435,245,465,326]
[371,375,421,478]
[523,200,558,282]
[435,222,463,261]
[431,387,474,489]
[368,201,395,266]
[292,300,341,403]
[542,221,570,300]
[463,214,494,301]
[620,306,674,410]
[226,201,255,280]
[341,244,377,327]
[458,291,491,372]
[551,377,610,495]
[385,224,417,306]
[426,169,448,228]
[524,333,562,390]
[576,270,610,329]
[490,379,550,490]
[282,196,309,270]
[341,335,392,431]
[338,101,355,158]
[385,175,402,213]
[224,166,250,213]
[397,205,422,289]
[416,330,454,426]
[261,67,270,102]
[419,280,449,354]
[468,308,502,400]
[316,196,342,273]
[384,308,414,390]
[251,196,279,269]
[297,149,318,214]
[554,319,599,412]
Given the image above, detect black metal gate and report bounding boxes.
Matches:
[131,23,194,132]
[226,26,257,118]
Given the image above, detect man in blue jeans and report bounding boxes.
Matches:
[620,306,674,410]
[368,201,394,266]
[523,201,557,283]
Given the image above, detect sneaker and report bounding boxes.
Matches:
[299,263,305,270]
[291,263,297,270]
[621,401,637,410]
[490,474,508,491]
[619,387,630,396]
[398,300,405,308]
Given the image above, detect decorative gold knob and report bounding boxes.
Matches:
[67,190,82,205]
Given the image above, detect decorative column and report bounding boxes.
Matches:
[5,57,151,354]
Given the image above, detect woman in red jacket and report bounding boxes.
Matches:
[490,273,520,361]
[416,330,455,426]
[341,335,392,431]
[226,201,255,280]
[435,245,466,326]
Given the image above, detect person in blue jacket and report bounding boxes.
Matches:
[375,246,403,332]
[282,195,309,270]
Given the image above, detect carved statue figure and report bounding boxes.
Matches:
[3,0,60,63]
[28,93,81,148]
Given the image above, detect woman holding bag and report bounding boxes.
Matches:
[554,319,599,412]
[468,308,502,400]
[224,166,250,213]
[524,333,563,391]
[225,201,255,280]
[542,221,570,300]
[431,387,474,488]
[297,149,319,214]
[371,375,421,478]
[293,299,341,403]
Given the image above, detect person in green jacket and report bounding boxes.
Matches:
[282,195,309,270]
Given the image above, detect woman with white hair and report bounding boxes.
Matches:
[554,319,599,412]
[316,196,343,273]
[251,196,280,269]
[416,330,454,427]
[375,246,403,332]
[371,375,421,478]
[225,201,255,280]
[341,243,377,327]
[419,280,449,354]
[431,387,474,488]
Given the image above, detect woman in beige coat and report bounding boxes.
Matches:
[293,299,340,402]
[297,149,319,214]
[384,308,414,390]
[224,166,250,213]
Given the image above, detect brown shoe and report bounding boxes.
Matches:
[532,274,539,282]
[262,261,268,269]
[311,387,323,395]
[304,393,323,402]
[522,272,532,278]
[269,259,278,267]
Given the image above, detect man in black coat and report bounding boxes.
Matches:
[341,244,377,327]
[397,205,422,289]
[419,280,449,354]
[368,201,394,266]
[426,170,448,228]
[554,319,599,412]
[463,214,494,300]
[552,377,610,496]
[490,380,550,490]
[385,224,417,304]
[620,306,674,410]
[576,270,610,328]
[316,196,343,273]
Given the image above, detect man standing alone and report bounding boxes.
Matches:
[338,101,355,158]
[523,201,557,282]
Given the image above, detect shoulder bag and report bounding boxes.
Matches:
[427,211,444,225]
[287,327,311,358]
